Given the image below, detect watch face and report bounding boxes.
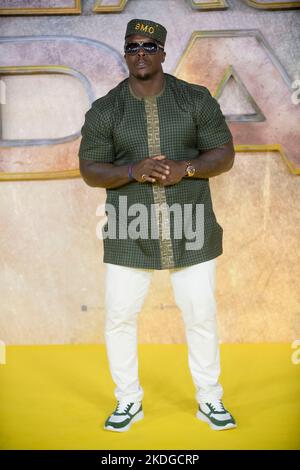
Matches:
[187,165,195,176]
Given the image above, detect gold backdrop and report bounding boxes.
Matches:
[0,0,299,344]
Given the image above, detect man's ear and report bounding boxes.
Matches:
[161,51,166,63]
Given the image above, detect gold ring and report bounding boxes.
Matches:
[141,174,147,182]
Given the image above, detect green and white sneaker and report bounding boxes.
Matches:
[196,400,237,431]
[104,401,144,432]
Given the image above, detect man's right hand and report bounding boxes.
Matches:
[132,155,170,183]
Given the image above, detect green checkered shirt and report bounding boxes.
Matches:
[79,73,232,269]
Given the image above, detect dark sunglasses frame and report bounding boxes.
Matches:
[124,41,164,55]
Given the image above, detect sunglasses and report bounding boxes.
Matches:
[124,41,164,55]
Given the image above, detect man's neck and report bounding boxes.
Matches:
[128,72,165,98]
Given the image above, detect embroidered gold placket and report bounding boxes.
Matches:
[144,96,175,269]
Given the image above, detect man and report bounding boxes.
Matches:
[79,18,236,433]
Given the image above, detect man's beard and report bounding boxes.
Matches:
[134,70,152,81]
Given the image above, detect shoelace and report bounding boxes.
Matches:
[207,400,226,413]
[116,401,133,414]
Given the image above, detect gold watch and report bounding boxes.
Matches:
[184,161,196,177]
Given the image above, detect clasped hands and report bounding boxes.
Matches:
[131,155,186,186]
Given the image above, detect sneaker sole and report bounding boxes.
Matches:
[104,410,144,433]
[196,410,237,431]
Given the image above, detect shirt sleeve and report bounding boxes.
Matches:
[78,100,115,163]
[194,87,232,151]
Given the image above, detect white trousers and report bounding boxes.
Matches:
[104,259,223,405]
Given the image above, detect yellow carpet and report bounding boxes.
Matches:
[0,344,299,450]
